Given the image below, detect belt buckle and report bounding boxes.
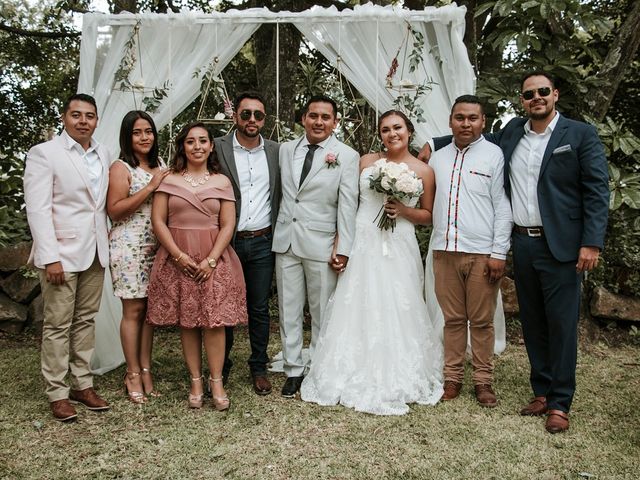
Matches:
[527,227,542,237]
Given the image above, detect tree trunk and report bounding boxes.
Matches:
[254,22,301,136]
[586,0,640,121]
[110,0,138,13]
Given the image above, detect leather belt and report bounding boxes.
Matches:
[236,226,272,239]
[513,225,544,237]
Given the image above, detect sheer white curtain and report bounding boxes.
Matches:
[290,3,476,147]
[79,12,262,155]
[79,12,262,374]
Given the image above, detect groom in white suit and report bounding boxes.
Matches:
[273,95,359,397]
[24,93,111,422]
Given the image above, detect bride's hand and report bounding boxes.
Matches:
[384,198,405,219]
[329,254,349,273]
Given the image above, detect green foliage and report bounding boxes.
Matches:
[0,0,80,245]
[586,116,640,296]
[113,21,171,113]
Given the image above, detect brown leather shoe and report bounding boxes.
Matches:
[252,375,272,396]
[442,381,462,401]
[474,384,498,408]
[520,396,548,416]
[545,409,569,433]
[50,399,78,422]
[70,387,110,411]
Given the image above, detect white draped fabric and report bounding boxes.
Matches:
[291,3,475,147]
[79,11,262,156]
[79,3,502,375]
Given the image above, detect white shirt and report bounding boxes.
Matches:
[431,136,513,259]
[62,129,103,200]
[292,134,334,186]
[509,112,560,227]
[233,132,271,231]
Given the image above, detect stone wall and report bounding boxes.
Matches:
[0,242,43,333]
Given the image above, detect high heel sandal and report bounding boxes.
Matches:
[188,375,204,409]
[141,368,161,397]
[124,371,147,404]
[209,376,230,411]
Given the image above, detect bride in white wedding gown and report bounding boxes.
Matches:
[300,111,444,415]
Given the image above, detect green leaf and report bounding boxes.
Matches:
[521,0,539,10]
[610,190,623,210]
[608,164,620,182]
[622,190,640,209]
[474,2,496,18]
[540,3,548,17]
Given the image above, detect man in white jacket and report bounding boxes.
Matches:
[24,93,111,422]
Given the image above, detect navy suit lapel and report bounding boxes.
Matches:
[539,114,569,177]
[501,119,527,196]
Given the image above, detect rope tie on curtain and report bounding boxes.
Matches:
[168,21,173,159]
[276,20,281,140]
[375,19,379,125]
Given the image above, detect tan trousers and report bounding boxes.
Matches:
[433,251,500,385]
[40,255,104,402]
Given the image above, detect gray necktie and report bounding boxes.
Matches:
[299,144,319,187]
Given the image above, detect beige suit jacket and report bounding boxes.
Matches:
[24,132,110,271]
[272,134,359,261]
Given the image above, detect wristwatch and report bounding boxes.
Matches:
[207,257,217,268]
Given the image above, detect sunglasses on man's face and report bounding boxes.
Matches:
[521,87,552,101]
[239,109,266,121]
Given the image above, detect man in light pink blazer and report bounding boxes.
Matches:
[24,93,111,422]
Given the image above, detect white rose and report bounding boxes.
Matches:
[395,176,417,194]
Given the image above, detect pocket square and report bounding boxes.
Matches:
[552,144,572,154]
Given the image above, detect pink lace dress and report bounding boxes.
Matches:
[146,178,248,329]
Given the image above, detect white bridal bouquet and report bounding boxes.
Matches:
[368,159,424,231]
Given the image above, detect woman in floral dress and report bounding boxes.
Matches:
[146,122,247,411]
[107,111,169,403]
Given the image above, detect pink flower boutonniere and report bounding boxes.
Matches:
[325,152,340,169]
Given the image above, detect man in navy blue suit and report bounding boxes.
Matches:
[422,71,609,433]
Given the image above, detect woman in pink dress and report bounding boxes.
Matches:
[146,122,247,411]
[108,111,169,404]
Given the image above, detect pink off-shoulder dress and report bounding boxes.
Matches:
[146,177,248,329]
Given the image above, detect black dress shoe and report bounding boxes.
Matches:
[281,376,304,398]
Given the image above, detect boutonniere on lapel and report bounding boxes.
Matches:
[325,152,340,169]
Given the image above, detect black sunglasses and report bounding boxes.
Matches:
[521,87,552,100]
[239,109,266,121]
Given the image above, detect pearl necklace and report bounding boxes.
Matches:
[182,170,210,187]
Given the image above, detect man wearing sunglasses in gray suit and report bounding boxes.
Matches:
[214,92,280,395]
[420,71,609,433]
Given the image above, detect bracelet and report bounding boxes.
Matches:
[174,252,184,263]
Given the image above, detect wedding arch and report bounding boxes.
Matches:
[79,2,475,155]
[79,3,502,374]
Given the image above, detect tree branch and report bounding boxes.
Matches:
[0,23,81,38]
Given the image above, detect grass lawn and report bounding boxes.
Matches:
[0,322,638,480]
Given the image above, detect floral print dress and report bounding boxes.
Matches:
[109,159,164,299]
